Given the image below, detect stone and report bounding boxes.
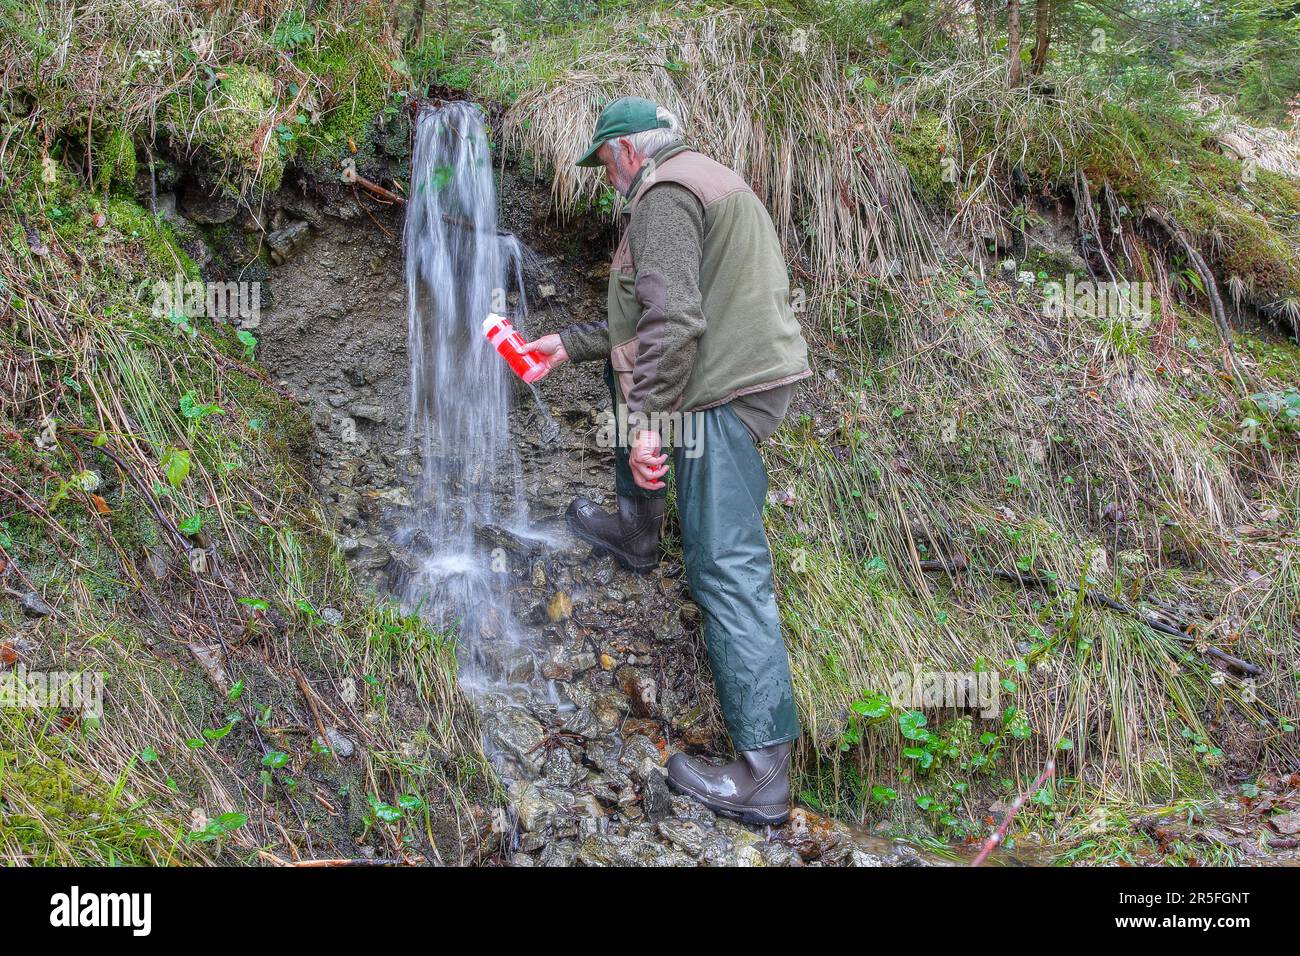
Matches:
[781,807,848,861]
[316,727,355,758]
[618,734,664,774]
[616,666,658,717]
[350,403,387,424]
[758,841,805,867]
[16,591,54,618]
[267,220,310,264]
[656,818,712,858]
[510,781,561,832]
[482,706,545,773]
[539,839,579,867]
[144,549,170,581]
[641,768,673,822]
[542,747,587,788]
[576,833,693,867]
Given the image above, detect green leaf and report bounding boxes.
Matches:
[139,746,159,762]
[262,750,290,769]
[179,513,202,535]
[162,449,190,487]
[898,710,929,741]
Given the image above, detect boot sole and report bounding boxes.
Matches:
[567,519,658,574]
[666,774,790,826]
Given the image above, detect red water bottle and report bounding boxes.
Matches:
[482,313,546,384]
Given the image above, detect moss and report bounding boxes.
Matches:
[294,27,396,175]
[893,112,949,208]
[106,196,199,279]
[98,128,138,196]
[165,65,286,193]
[0,712,180,865]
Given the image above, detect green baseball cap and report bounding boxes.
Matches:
[575,96,669,167]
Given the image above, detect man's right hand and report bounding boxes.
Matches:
[520,333,569,382]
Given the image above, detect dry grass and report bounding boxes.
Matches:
[489,5,936,314]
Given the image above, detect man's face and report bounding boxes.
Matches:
[597,137,642,197]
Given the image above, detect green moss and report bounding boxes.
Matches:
[97,128,138,196]
[105,196,199,279]
[0,711,181,865]
[165,65,285,193]
[894,112,949,208]
[294,27,395,173]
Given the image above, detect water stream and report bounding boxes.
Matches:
[400,102,538,698]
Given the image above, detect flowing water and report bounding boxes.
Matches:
[400,102,538,694]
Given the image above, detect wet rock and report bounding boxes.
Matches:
[728,844,766,867]
[577,833,694,867]
[547,591,573,622]
[542,747,587,788]
[781,807,848,861]
[510,852,536,867]
[670,795,716,824]
[473,523,542,557]
[482,705,545,773]
[656,818,712,858]
[320,606,344,626]
[617,666,658,717]
[592,689,630,730]
[539,839,579,867]
[641,768,673,822]
[267,220,311,264]
[584,738,622,774]
[758,841,805,867]
[618,734,664,774]
[669,704,715,749]
[510,781,561,832]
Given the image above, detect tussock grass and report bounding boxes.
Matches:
[486,5,936,313]
[893,56,1300,331]
[766,268,1298,829]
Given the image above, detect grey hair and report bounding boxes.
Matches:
[618,106,683,159]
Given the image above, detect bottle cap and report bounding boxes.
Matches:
[482,314,503,332]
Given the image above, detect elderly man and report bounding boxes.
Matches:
[522,96,810,824]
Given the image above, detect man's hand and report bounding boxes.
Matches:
[519,334,569,382]
[630,428,668,491]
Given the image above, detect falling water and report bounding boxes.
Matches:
[401,102,534,687]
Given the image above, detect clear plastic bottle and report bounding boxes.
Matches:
[482,313,546,384]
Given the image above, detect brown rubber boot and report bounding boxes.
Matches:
[566,494,664,573]
[666,742,792,825]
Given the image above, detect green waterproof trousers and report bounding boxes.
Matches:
[609,365,800,751]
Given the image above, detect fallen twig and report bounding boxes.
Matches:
[970,758,1056,866]
[919,556,1263,676]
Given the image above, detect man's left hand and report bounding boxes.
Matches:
[630,428,668,491]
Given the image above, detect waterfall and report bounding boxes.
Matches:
[401,101,532,687]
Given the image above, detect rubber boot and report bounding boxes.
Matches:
[566,494,664,573]
[666,742,791,825]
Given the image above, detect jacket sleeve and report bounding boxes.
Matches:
[625,183,706,417]
[557,318,610,364]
